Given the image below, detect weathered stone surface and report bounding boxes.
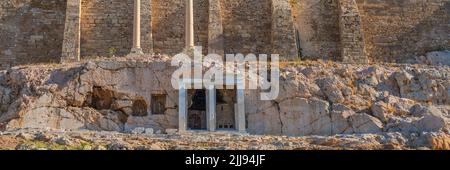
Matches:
[316,77,345,104]
[414,108,447,132]
[3,130,449,150]
[0,0,67,69]
[338,0,368,64]
[349,113,383,134]
[330,104,355,134]
[371,101,392,122]
[422,132,450,150]
[1,0,449,69]
[394,69,450,104]
[425,51,450,66]
[355,1,450,62]
[0,58,449,137]
[247,103,283,135]
[279,97,331,136]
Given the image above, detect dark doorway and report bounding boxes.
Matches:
[188,89,207,130]
[216,89,236,130]
[151,94,166,115]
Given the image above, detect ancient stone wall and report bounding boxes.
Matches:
[338,0,368,63]
[194,0,210,55]
[141,0,154,54]
[208,0,225,56]
[291,0,342,60]
[151,0,184,55]
[357,0,450,62]
[79,0,152,57]
[61,0,81,62]
[151,0,209,55]
[80,0,133,57]
[220,0,273,55]
[0,0,67,69]
[1,0,449,68]
[271,0,298,59]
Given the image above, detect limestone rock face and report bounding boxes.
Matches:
[425,51,450,66]
[349,113,384,134]
[0,58,449,137]
[330,104,355,134]
[279,97,331,136]
[414,107,447,132]
[316,77,345,104]
[371,101,392,122]
[394,69,450,104]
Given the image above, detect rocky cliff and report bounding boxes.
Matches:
[0,56,448,138]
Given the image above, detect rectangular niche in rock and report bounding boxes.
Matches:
[216,89,236,130]
[151,94,166,115]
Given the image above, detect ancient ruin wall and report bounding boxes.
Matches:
[62,0,81,62]
[194,0,210,55]
[291,0,342,60]
[79,0,153,57]
[271,0,298,59]
[0,0,67,69]
[80,0,133,57]
[151,0,184,55]
[1,0,450,68]
[220,0,273,55]
[338,0,368,63]
[151,0,209,55]
[357,0,450,62]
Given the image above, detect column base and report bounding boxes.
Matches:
[129,48,144,56]
[61,56,80,63]
[182,46,195,57]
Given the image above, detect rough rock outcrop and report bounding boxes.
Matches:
[0,57,449,137]
[245,61,449,136]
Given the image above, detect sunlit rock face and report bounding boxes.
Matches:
[0,57,449,136]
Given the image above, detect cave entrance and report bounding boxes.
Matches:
[188,89,207,130]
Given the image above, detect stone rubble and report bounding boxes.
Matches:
[0,129,448,150]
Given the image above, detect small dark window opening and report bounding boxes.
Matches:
[91,86,114,110]
[151,94,166,115]
[190,90,206,111]
[132,98,148,117]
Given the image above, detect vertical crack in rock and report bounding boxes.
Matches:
[272,101,284,135]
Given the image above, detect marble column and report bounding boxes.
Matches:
[236,89,246,133]
[178,85,187,132]
[206,87,216,131]
[130,0,144,55]
[185,0,195,49]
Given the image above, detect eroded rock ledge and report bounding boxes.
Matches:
[0,56,448,138]
[0,130,449,150]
